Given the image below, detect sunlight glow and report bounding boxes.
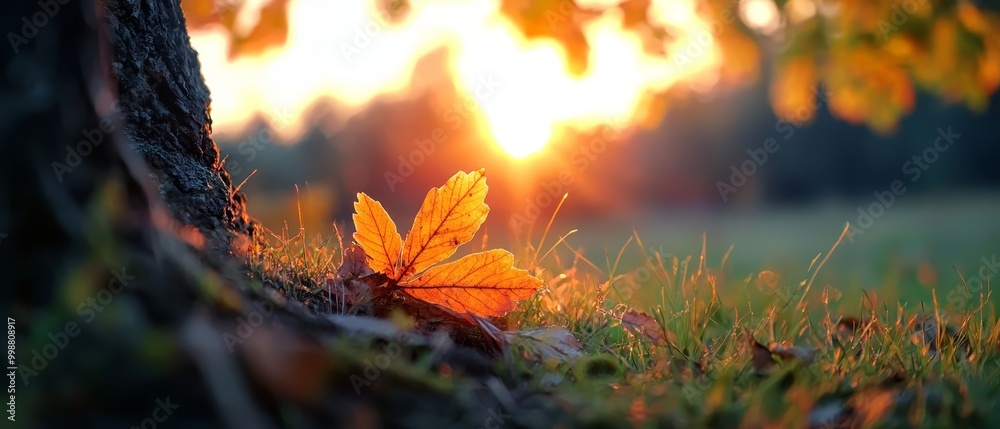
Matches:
[740,0,782,34]
[188,0,723,158]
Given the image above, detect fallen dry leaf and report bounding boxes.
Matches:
[832,316,881,351]
[746,330,778,375]
[399,249,541,317]
[620,310,673,346]
[835,316,864,343]
[770,343,817,365]
[504,327,584,362]
[353,193,402,277]
[744,329,817,375]
[338,243,375,280]
[326,277,371,306]
[461,313,507,352]
[398,169,489,279]
[909,315,969,355]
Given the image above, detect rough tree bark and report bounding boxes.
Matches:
[106,0,254,256]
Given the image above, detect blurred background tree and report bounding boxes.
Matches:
[181,0,1000,131]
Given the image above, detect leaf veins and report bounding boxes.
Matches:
[352,193,402,277]
[399,249,542,317]
[398,169,489,280]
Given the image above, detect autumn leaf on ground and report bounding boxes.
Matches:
[621,310,674,346]
[909,315,970,356]
[351,169,542,318]
[325,276,371,307]
[832,316,880,350]
[504,327,584,362]
[744,329,817,376]
[769,343,817,365]
[337,243,374,280]
[328,244,378,307]
[461,313,507,352]
[746,330,778,375]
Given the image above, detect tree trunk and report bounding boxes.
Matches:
[107,0,254,256]
[1,0,266,426]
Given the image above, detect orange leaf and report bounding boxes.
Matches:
[399,249,541,317]
[399,170,489,279]
[352,193,402,276]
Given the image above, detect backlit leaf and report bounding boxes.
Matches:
[353,193,402,277]
[399,249,542,317]
[399,169,489,279]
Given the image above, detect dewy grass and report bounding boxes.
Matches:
[248,191,1000,426]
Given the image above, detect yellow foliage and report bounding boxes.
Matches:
[183,0,1000,134]
[771,56,818,123]
[352,170,542,317]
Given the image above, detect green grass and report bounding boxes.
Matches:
[245,200,1000,428]
[505,224,1000,427]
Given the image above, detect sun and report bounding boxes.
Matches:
[496,138,548,158]
[190,0,726,155]
[487,114,552,159]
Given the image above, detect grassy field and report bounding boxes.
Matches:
[541,194,1000,312]
[244,192,1000,427]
